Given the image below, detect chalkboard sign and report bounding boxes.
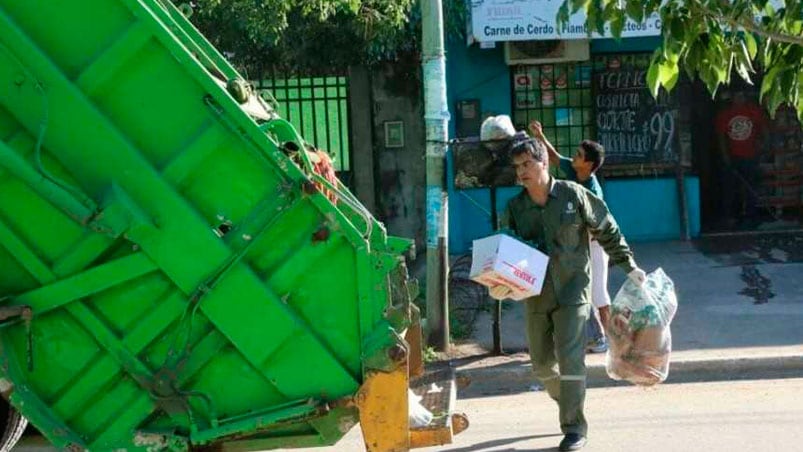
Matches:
[593,54,679,166]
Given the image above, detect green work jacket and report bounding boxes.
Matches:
[502,178,637,306]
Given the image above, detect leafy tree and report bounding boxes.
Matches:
[171,0,468,75]
[560,0,803,120]
[171,0,414,73]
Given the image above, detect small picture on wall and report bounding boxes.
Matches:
[384,121,404,148]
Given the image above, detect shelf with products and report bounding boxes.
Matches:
[762,167,800,177]
[761,179,801,188]
[511,61,594,169]
[757,197,800,208]
[765,150,801,157]
[758,106,802,216]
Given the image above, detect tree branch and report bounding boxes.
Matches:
[692,1,803,47]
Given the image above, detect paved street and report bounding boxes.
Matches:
[288,377,803,452]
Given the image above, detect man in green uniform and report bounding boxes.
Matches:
[529,119,611,354]
[488,137,646,451]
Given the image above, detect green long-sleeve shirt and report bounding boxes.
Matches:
[502,178,636,306]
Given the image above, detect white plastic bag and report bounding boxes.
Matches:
[407,389,433,428]
[479,115,519,151]
[606,268,678,386]
[480,115,516,142]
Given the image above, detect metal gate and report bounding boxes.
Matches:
[255,70,352,183]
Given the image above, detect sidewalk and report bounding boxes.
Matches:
[446,232,803,396]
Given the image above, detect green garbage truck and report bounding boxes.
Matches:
[0,0,467,450]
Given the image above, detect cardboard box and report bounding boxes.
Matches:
[469,234,549,300]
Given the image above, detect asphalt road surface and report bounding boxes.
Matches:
[289,377,803,452]
[14,377,802,452]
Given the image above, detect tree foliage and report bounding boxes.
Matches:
[171,0,414,73]
[561,0,803,120]
[172,0,468,75]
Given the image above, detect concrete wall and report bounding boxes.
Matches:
[371,64,427,249]
[605,177,702,242]
[445,41,511,138]
[348,66,377,213]
[445,40,511,253]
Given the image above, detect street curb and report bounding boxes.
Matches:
[454,354,803,395]
[665,354,803,375]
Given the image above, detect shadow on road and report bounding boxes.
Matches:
[443,433,562,452]
[450,351,803,399]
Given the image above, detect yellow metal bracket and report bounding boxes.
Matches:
[356,365,409,452]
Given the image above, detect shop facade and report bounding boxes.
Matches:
[446,0,801,254]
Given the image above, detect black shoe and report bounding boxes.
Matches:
[558,433,587,451]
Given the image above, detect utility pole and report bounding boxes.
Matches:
[422,0,450,351]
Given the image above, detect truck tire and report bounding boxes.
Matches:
[0,398,27,452]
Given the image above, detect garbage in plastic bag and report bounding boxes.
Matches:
[479,115,528,151]
[408,389,433,428]
[606,268,678,386]
[480,115,516,147]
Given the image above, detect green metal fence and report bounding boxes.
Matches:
[255,72,351,177]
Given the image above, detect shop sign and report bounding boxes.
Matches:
[470,0,661,42]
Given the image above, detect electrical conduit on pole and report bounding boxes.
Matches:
[422,0,450,351]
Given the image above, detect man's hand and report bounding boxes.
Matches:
[489,285,513,300]
[528,120,544,139]
[628,268,647,287]
[529,119,561,166]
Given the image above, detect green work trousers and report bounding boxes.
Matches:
[525,287,590,436]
